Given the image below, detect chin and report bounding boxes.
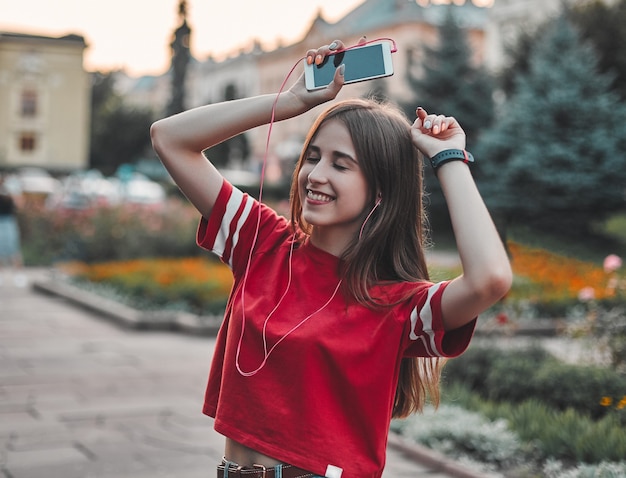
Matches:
[301,211,318,226]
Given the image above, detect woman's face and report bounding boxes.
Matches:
[298,119,370,247]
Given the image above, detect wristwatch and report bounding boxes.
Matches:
[428,149,474,171]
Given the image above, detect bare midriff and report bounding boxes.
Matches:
[224,437,283,468]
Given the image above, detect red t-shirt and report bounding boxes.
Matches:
[197,181,475,478]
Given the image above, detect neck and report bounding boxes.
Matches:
[309,227,354,257]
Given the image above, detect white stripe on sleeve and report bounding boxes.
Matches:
[228,195,253,268]
[213,188,247,262]
[409,282,444,356]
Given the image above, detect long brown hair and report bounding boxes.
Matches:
[289,98,445,418]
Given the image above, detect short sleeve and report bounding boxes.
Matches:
[197,181,254,270]
[196,180,292,275]
[403,281,476,358]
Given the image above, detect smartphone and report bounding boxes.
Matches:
[304,42,394,91]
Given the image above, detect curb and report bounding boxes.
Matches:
[387,433,497,478]
[32,276,222,336]
[31,272,493,478]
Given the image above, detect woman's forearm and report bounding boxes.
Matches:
[152,91,303,156]
[437,161,512,327]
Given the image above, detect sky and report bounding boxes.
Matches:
[0,0,368,77]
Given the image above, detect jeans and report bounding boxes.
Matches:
[221,459,324,478]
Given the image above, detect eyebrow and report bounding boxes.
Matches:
[307,144,358,164]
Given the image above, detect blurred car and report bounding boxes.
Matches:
[46,169,167,210]
[14,167,61,196]
[121,172,166,205]
[46,170,122,210]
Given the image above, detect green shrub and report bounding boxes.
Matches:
[544,459,626,478]
[532,362,625,419]
[484,348,552,403]
[509,402,626,464]
[580,415,626,463]
[445,345,626,420]
[442,385,626,467]
[444,344,552,397]
[442,346,512,391]
[392,404,526,471]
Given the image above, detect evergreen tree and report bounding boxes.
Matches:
[502,1,626,100]
[476,15,626,238]
[89,72,153,175]
[498,25,548,98]
[570,0,626,99]
[402,6,495,229]
[404,6,494,148]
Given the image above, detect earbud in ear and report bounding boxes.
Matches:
[376,193,382,204]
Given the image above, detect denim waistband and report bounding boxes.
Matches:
[218,457,322,478]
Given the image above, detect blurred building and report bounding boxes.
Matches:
[0,31,90,173]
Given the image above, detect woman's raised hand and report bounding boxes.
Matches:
[410,107,467,159]
[286,37,368,114]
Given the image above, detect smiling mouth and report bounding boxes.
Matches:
[307,190,334,203]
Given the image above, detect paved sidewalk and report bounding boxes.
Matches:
[0,269,480,478]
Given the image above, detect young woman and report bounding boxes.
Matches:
[151,39,512,478]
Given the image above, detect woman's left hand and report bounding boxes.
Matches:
[410,107,467,158]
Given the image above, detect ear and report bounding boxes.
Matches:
[375,192,382,205]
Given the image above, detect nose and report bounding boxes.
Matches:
[306,161,329,185]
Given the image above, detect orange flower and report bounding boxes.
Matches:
[508,242,616,302]
[63,257,233,295]
[600,396,613,407]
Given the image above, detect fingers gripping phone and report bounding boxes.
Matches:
[304,42,394,91]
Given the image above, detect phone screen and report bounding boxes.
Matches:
[312,44,387,88]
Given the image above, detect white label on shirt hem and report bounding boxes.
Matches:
[325,464,343,478]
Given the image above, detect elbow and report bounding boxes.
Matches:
[483,261,513,303]
[465,260,513,307]
[150,117,197,163]
[149,119,165,157]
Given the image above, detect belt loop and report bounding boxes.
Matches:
[253,463,268,478]
[222,458,239,478]
[274,463,282,478]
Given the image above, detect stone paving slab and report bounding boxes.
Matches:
[0,269,486,478]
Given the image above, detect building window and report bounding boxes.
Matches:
[19,132,37,152]
[21,89,38,117]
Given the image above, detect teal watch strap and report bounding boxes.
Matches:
[428,149,474,171]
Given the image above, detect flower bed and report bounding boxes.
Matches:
[60,256,232,316]
[57,240,625,319]
[507,242,623,303]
